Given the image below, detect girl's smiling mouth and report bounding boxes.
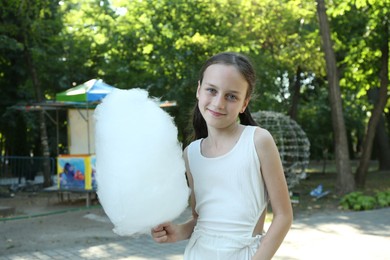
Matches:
[207,108,225,117]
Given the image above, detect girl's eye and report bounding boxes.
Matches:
[206,88,217,94]
[226,94,238,101]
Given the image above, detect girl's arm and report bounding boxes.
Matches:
[152,147,198,243]
[252,128,293,260]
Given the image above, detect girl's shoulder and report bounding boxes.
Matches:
[253,126,276,148]
[183,139,200,158]
[184,139,201,151]
[253,126,272,138]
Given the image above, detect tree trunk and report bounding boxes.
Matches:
[18,0,53,187]
[316,0,355,194]
[355,19,389,187]
[25,48,53,187]
[374,115,390,170]
[288,66,302,120]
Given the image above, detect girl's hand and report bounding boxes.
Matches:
[151,222,179,243]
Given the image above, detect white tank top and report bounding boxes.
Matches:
[187,125,268,237]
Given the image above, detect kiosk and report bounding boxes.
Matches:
[54,79,115,206]
[32,79,177,206]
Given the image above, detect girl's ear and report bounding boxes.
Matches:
[241,98,250,113]
[196,81,201,99]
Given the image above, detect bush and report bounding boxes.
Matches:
[340,190,390,211]
[375,190,390,207]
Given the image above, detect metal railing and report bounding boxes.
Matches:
[0,156,55,187]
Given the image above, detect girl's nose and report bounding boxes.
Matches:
[213,94,225,109]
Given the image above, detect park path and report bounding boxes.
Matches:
[1,205,389,259]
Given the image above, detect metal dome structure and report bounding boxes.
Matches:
[252,111,310,188]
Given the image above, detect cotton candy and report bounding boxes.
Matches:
[94,88,190,236]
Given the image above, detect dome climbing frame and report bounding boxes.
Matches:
[252,111,310,188]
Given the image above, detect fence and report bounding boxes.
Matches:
[0,156,56,187]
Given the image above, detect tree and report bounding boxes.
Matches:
[327,0,390,186]
[0,0,64,186]
[316,0,355,194]
[2,0,386,187]
[373,114,390,170]
[0,2,31,157]
[355,16,389,187]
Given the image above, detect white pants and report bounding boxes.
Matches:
[184,228,262,260]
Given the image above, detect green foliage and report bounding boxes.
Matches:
[0,0,388,164]
[327,0,390,130]
[340,192,376,210]
[340,190,390,211]
[375,190,390,208]
[0,0,65,155]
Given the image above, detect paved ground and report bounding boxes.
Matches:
[0,192,389,260]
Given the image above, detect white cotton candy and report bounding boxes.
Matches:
[94,88,190,236]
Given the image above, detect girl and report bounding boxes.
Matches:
[152,52,293,260]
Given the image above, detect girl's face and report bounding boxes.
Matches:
[197,64,249,129]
